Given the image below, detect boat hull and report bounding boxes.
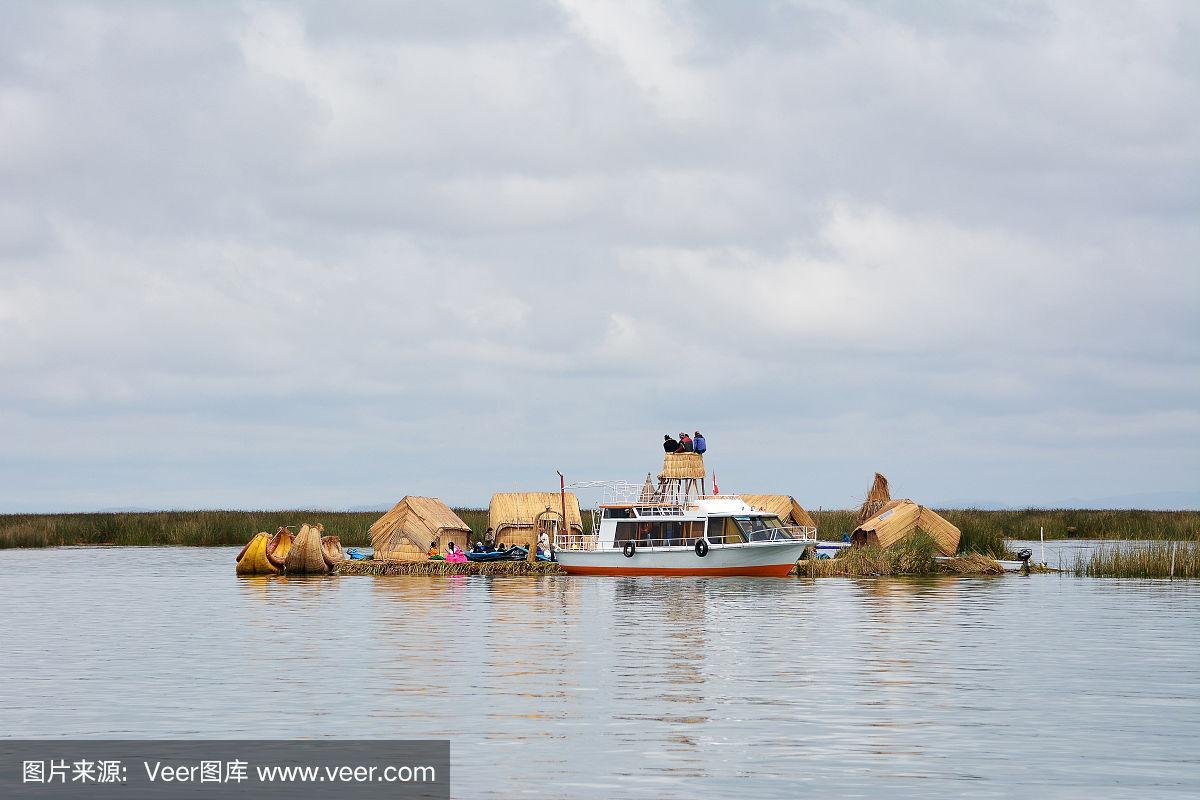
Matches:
[556,540,809,577]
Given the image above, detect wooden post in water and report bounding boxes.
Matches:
[1171,541,1177,579]
[557,470,567,551]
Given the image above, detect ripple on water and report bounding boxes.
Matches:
[1,547,1198,798]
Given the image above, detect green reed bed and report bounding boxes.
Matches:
[0,510,381,549]
[1072,540,1200,579]
[811,508,1198,553]
[797,532,943,578]
[1,508,1194,550]
[940,508,1199,541]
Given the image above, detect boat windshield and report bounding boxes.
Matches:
[734,515,794,541]
[705,515,793,543]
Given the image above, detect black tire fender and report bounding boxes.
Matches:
[695,539,710,557]
[623,542,636,558]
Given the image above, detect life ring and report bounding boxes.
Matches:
[623,542,636,558]
[695,539,709,557]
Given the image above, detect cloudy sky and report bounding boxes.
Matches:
[1,0,1196,512]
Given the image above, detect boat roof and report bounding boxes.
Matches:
[599,497,759,516]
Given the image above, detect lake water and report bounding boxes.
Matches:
[2,547,1198,799]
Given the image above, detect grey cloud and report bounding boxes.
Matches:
[0,0,1196,511]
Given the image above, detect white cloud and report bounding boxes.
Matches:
[0,0,1195,510]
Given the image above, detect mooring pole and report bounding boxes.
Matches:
[1040,526,1045,567]
[557,470,567,550]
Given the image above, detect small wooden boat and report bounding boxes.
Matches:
[235,532,280,575]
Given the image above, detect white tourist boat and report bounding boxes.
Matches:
[554,454,816,577]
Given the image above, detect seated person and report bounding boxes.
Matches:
[663,434,679,452]
[445,542,468,563]
[679,432,693,452]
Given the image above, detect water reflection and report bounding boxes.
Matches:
[1,548,1198,800]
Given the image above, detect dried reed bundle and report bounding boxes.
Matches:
[335,558,565,576]
[855,472,891,526]
[739,495,817,529]
[321,535,344,569]
[285,523,329,574]
[939,553,1005,575]
[658,452,706,480]
[235,532,280,575]
[265,527,294,570]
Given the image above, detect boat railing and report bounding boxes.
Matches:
[556,532,601,551]
[600,526,818,550]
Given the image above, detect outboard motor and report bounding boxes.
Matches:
[1017,548,1033,575]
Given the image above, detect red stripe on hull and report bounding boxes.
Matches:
[558,563,794,577]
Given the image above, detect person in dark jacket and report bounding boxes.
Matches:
[693,431,706,454]
[679,432,694,452]
[663,434,680,452]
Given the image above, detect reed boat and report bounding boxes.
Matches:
[554,454,816,577]
[235,531,281,575]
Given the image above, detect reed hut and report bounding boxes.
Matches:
[851,499,960,556]
[370,496,473,561]
[285,523,330,574]
[488,492,583,548]
[739,495,817,529]
[856,472,892,526]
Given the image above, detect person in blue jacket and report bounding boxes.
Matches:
[693,431,706,454]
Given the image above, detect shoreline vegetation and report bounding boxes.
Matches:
[1072,540,1199,579]
[0,508,1196,551]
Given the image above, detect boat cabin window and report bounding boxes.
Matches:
[704,516,791,543]
[603,507,634,519]
[705,517,746,544]
[734,515,793,541]
[613,521,701,547]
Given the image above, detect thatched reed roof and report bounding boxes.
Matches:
[855,472,891,526]
[739,494,817,529]
[370,496,472,555]
[638,473,657,502]
[488,492,583,536]
[852,499,960,556]
[659,452,706,480]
